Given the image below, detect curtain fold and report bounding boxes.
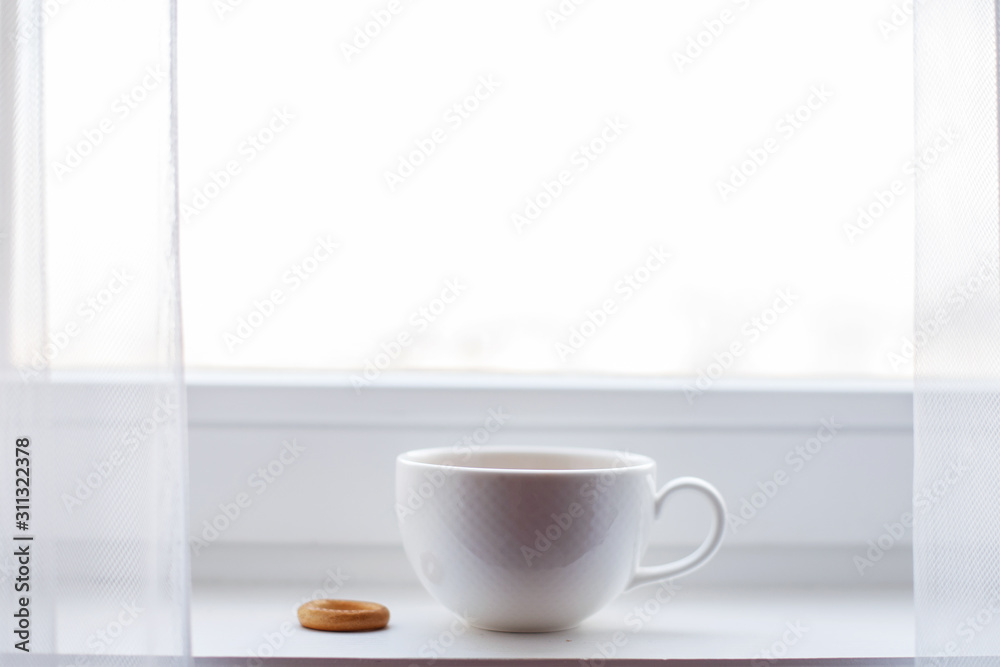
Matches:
[914,0,1000,664]
[0,0,190,665]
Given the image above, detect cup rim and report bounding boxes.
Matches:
[396,445,655,475]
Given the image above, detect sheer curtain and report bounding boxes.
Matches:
[914,0,1000,664]
[0,0,190,665]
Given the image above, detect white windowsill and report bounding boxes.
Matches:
[174,374,915,663]
[192,579,913,663]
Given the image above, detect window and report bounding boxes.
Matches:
[26,3,923,661]
[170,0,911,379]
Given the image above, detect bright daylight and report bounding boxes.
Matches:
[1,1,995,666]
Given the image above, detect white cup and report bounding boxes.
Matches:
[396,446,727,632]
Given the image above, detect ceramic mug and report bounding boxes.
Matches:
[395,446,726,632]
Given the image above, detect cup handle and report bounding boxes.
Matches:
[626,476,727,590]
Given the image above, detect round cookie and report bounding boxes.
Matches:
[297,599,390,632]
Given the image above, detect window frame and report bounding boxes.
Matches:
[181,372,914,588]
